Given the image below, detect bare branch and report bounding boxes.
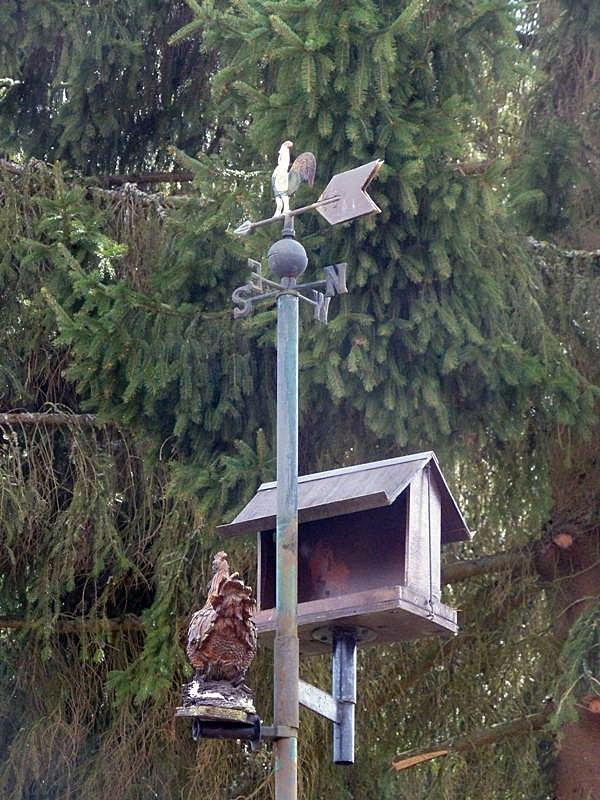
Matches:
[391,709,551,772]
[0,158,193,185]
[454,158,498,176]
[0,158,24,175]
[517,31,536,48]
[442,548,532,584]
[0,615,143,634]
[0,412,99,428]
[98,171,194,186]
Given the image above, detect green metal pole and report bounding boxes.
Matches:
[274,290,299,800]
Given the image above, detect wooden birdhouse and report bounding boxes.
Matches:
[218,451,470,654]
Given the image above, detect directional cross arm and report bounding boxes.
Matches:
[232,284,279,319]
[232,262,348,323]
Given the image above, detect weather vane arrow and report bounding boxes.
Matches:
[315,159,383,225]
[231,143,383,322]
[233,158,384,236]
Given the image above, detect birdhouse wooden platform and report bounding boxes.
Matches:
[218,451,470,655]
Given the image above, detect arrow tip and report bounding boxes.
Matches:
[234,219,254,236]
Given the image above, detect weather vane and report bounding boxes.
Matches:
[232,143,383,800]
[232,141,383,324]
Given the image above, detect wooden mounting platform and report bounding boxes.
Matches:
[176,681,259,742]
[175,704,255,723]
[180,678,256,713]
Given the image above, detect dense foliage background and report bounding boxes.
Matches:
[0,1,599,798]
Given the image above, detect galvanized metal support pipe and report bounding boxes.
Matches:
[273,290,299,799]
[332,628,358,765]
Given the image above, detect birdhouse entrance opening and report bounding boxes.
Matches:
[258,493,408,610]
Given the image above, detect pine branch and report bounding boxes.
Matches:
[391,709,551,772]
[86,184,175,210]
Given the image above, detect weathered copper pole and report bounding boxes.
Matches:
[268,215,307,800]
[228,154,382,797]
[274,289,299,799]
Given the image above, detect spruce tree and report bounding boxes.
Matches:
[0,1,598,799]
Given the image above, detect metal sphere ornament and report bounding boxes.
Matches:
[267,237,308,280]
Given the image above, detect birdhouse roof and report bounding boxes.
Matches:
[218,451,470,544]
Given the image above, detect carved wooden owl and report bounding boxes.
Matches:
[186,551,257,686]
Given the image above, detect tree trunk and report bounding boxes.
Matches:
[535,447,600,800]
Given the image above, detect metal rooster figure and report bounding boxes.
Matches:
[271,140,316,217]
